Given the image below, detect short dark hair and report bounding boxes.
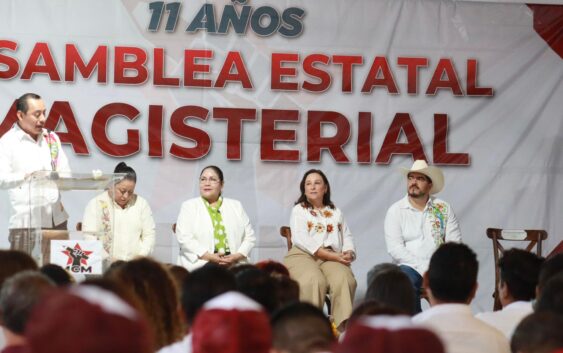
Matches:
[200,165,224,183]
[535,273,563,316]
[271,302,335,353]
[365,268,416,315]
[181,264,236,326]
[40,264,73,287]
[16,93,41,114]
[0,271,54,334]
[498,248,543,301]
[295,169,335,209]
[427,243,478,303]
[366,263,400,287]
[0,250,38,289]
[538,253,563,293]
[114,162,137,183]
[511,312,563,353]
[235,268,277,314]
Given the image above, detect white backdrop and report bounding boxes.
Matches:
[1,0,562,312]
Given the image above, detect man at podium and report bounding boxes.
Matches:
[0,93,71,250]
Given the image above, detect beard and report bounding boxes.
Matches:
[408,186,426,198]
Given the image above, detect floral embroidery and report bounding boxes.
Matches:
[44,132,59,171]
[99,200,112,254]
[310,210,318,217]
[307,221,313,231]
[428,201,448,246]
[323,210,333,218]
[327,224,334,233]
[314,223,325,233]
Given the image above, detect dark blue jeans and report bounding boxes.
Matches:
[399,265,423,313]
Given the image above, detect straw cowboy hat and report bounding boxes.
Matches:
[400,160,444,194]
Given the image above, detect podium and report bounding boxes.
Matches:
[5,171,124,267]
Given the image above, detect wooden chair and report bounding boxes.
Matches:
[486,228,548,311]
[279,226,332,314]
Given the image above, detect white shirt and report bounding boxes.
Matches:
[290,203,355,255]
[176,197,256,271]
[0,124,71,228]
[475,301,533,339]
[413,304,510,353]
[157,334,191,353]
[82,191,155,261]
[384,195,461,275]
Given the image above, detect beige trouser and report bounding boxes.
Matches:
[284,246,357,329]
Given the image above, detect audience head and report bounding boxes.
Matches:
[511,312,563,353]
[255,260,290,278]
[425,242,478,304]
[366,263,400,287]
[365,268,416,315]
[199,165,224,203]
[0,250,38,288]
[0,271,54,335]
[295,169,335,209]
[111,162,137,208]
[192,291,271,353]
[105,257,183,350]
[26,286,153,353]
[272,275,300,309]
[270,302,335,353]
[537,253,563,295]
[182,264,237,327]
[235,267,277,314]
[535,273,563,316]
[346,300,404,330]
[337,315,445,353]
[39,263,73,287]
[497,249,543,306]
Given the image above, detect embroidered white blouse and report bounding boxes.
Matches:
[289,203,355,255]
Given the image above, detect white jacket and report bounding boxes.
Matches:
[175,197,256,271]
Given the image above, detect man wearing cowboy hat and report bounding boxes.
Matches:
[384,160,462,313]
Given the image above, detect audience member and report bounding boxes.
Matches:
[412,243,510,353]
[158,264,237,353]
[39,263,73,287]
[337,315,445,353]
[25,286,153,353]
[235,268,277,314]
[191,291,271,353]
[535,272,563,317]
[0,250,38,351]
[271,302,335,353]
[272,275,300,309]
[511,312,563,353]
[536,253,563,296]
[476,249,543,338]
[366,263,400,287]
[0,271,54,353]
[365,268,416,315]
[255,260,291,277]
[105,257,184,351]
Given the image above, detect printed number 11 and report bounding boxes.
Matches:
[148,1,181,32]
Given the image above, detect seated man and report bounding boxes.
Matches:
[511,312,563,353]
[476,248,543,338]
[384,160,461,313]
[413,243,510,353]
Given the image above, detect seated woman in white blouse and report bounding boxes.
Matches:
[82,162,155,261]
[284,169,357,331]
[175,165,256,271]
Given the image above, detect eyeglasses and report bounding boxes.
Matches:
[200,177,220,185]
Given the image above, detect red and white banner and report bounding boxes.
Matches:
[1,0,562,310]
